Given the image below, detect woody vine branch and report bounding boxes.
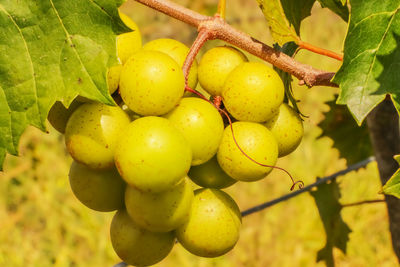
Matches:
[132,0,337,87]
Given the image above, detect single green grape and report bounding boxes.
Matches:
[107,64,123,94]
[142,38,198,89]
[65,103,130,169]
[47,99,82,134]
[125,178,194,232]
[188,156,237,189]
[68,161,125,212]
[265,103,304,157]
[119,50,185,116]
[176,188,241,258]
[111,210,175,266]
[217,121,278,182]
[114,116,192,193]
[117,24,142,64]
[198,46,248,96]
[164,97,224,165]
[222,62,284,122]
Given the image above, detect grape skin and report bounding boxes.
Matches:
[142,38,198,90]
[119,50,185,116]
[47,100,82,134]
[222,62,285,122]
[198,46,248,96]
[125,178,194,232]
[65,103,130,169]
[69,162,125,212]
[176,188,241,258]
[111,210,175,266]
[114,116,192,193]
[217,121,278,182]
[164,97,224,166]
[265,103,304,157]
[188,156,237,189]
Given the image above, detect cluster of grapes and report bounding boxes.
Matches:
[47,12,303,266]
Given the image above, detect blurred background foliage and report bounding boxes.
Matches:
[0,0,398,266]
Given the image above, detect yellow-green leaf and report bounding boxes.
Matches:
[256,0,316,45]
[382,155,400,199]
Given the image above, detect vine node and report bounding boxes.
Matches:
[133,0,337,88]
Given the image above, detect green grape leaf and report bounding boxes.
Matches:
[256,0,316,45]
[317,0,349,21]
[310,179,351,267]
[318,99,373,164]
[382,155,400,199]
[333,0,400,125]
[0,0,128,170]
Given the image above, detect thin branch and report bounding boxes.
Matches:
[217,0,226,19]
[132,0,337,87]
[298,40,343,61]
[241,157,375,217]
[342,199,385,208]
[133,0,207,27]
[182,29,209,86]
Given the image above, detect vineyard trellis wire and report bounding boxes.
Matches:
[113,156,377,267]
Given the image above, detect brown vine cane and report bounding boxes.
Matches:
[133,0,337,88]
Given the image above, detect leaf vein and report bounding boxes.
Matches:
[0,4,39,151]
[358,7,400,108]
[348,10,396,38]
[48,0,99,92]
[88,0,113,18]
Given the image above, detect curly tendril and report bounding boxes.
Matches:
[184,85,304,191]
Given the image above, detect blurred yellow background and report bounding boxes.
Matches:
[0,0,398,266]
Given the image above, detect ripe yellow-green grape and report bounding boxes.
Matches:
[217,121,278,181]
[119,50,185,116]
[65,103,130,169]
[111,210,175,266]
[116,13,142,64]
[69,161,125,212]
[265,103,304,157]
[176,188,241,258]
[107,64,123,94]
[198,46,248,96]
[188,156,237,189]
[125,178,194,232]
[47,99,82,134]
[142,38,198,89]
[114,116,192,193]
[164,97,224,166]
[222,62,284,122]
[118,10,139,31]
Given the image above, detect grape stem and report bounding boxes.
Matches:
[217,0,226,19]
[298,40,343,61]
[182,29,209,86]
[132,0,337,87]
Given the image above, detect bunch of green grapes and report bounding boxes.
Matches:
[46,12,304,266]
